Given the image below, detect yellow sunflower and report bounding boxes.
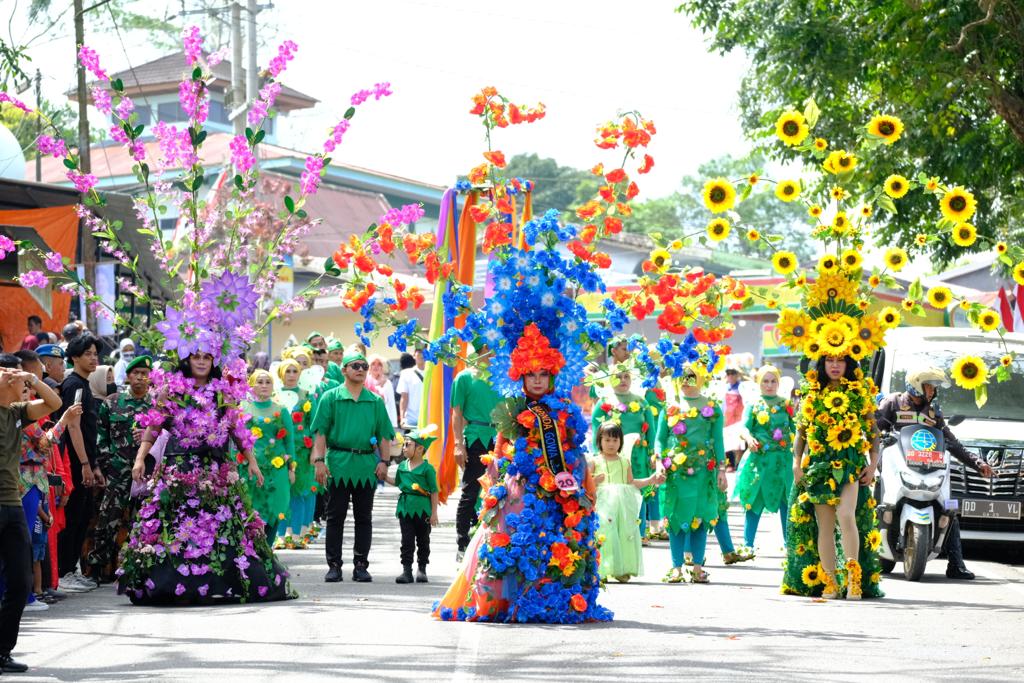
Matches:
[1015,261,1024,287]
[808,205,823,218]
[702,177,737,213]
[901,298,916,312]
[777,308,811,350]
[865,529,882,551]
[648,248,672,274]
[823,150,858,175]
[801,564,823,587]
[926,286,953,309]
[995,241,1007,256]
[748,173,760,185]
[868,274,881,288]
[840,249,863,270]
[925,177,940,191]
[847,340,869,361]
[804,338,823,360]
[1000,354,1013,368]
[915,233,929,247]
[831,185,849,201]
[814,138,828,151]
[822,390,849,414]
[952,222,977,247]
[816,319,856,356]
[861,205,873,218]
[883,247,908,272]
[878,306,901,329]
[817,254,839,275]
[826,421,862,450]
[883,174,910,199]
[832,212,851,235]
[775,180,801,202]
[706,218,730,242]
[772,250,798,275]
[808,272,858,307]
[939,186,977,223]
[746,228,761,242]
[976,308,1000,332]
[801,400,817,422]
[867,115,905,144]
[775,110,810,146]
[951,355,988,390]
[857,315,884,350]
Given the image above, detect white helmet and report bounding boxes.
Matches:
[906,365,950,397]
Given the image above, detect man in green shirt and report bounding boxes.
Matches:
[451,343,501,559]
[311,348,395,583]
[86,355,152,581]
[0,356,63,674]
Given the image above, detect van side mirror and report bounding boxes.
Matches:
[948,414,965,426]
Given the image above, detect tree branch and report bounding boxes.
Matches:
[946,0,1001,52]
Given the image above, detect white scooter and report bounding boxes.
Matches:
[875,424,956,581]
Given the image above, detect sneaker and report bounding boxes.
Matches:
[44,588,68,601]
[58,574,90,593]
[73,573,98,590]
[24,600,48,612]
[455,549,465,564]
[35,593,58,605]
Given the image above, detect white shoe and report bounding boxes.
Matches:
[24,600,49,611]
[72,572,98,590]
[58,574,90,593]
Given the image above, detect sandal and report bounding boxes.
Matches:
[722,551,743,565]
[821,572,839,600]
[662,567,685,584]
[614,574,632,583]
[689,567,710,584]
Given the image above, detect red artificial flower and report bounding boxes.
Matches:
[638,154,654,174]
[579,224,598,245]
[376,263,393,276]
[468,163,489,185]
[707,458,717,472]
[516,410,537,430]
[508,323,566,380]
[625,182,640,200]
[616,202,633,217]
[495,194,515,215]
[303,436,313,448]
[484,495,498,509]
[491,532,511,548]
[482,222,513,253]
[469,204,492,223]
[576,200,602,222]
[483,150,507,168]
[539,471,558,492]
[652,387,666,401]
[641,422,649,434]
[592,251,612,268]
[508,104,524,124]
[562,498,580,514]
[590,163,605,176]
[276,428,287,440]
[354,253,375,274]
[598,185,616,203]
[604,216,623,234]
[570,594,588,612]
[605,168,627,184]
[292,411,304,424]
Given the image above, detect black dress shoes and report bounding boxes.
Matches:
[324,565,343,583]
[0,654,29,673]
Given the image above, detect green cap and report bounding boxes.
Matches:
[306,331,324,342]
[406,424,439,450]
[327,338,344,352]
[125,355,153,374]
[342,348,367,366]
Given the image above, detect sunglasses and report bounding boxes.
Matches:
[347,362,369,371]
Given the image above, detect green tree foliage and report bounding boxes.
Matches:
[676,0,1024,267]
[502,153,598,215]
[625,153,816,261]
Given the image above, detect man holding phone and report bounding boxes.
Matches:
[0,354,63,673]
[53,335,105,590]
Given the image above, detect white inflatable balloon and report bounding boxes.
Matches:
[299,365,325,393]
[274,390,299,411]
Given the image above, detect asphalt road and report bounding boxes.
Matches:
[16,485,1024,682]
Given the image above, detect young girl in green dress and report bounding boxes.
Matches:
[736,364,795,550]
[244,370,295,538]
[655,364,727,584]
[591,421,662,583]
[387,426,439,584]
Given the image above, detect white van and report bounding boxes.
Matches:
[871,327,1024,544]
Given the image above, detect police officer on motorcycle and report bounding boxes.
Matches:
[876,365,995,580]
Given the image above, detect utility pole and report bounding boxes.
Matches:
[246,0,258,104]
[74,0,97,331]
[231,2,244,135]
[34,69,41,182]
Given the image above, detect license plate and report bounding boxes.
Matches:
[961,499,1022,520]
[906,449,943,467]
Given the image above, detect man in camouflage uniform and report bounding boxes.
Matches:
[86,355,152,582]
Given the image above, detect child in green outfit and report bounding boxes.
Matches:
[387,425,439,584]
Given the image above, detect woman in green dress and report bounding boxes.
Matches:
[655,364,726,584]
[591,371,657,542]
[274,359,318,548]
[243,370,295,539]
[591,421,662,582]
[735,364,795,550]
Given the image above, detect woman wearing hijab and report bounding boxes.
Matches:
[112,339,136,387]
[88,365,116,400]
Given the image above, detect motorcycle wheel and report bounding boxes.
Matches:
[879,558,895,574]
[903,523,930,582]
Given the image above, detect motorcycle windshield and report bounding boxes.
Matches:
[900,424,947,471]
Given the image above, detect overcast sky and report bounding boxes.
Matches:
[12,0,751,198]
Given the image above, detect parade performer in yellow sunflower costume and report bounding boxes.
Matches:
[778,258,888,600]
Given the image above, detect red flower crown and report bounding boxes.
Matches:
[508,323,565,380]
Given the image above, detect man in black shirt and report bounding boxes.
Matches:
[53,335,106,586]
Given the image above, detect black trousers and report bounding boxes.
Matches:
[399,515,431,568]
[57,484,93,577]
[324,480,376,568]
[0,505,32,656]
[945,515,966,566]
[455,439,490,550]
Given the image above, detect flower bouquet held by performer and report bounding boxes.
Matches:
[735,364,795,551]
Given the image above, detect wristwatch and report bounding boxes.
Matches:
[313,457,325,464]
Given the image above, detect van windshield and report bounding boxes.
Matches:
[889,338,1024,422]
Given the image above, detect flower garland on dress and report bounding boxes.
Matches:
[659,399,721,478]
[751,396,795,450]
